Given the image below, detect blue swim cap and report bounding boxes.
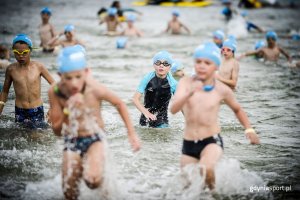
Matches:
[41,7,52,15]
[116,37,128,49]
[265,31,277,41]
[213,30,225,42]
[194,42,221,67]
[221,7,231,16]
[12,33,33,48]
[223,38,237,52]
[152,51,173,65]
[108,7,117,16]
[172,10,180,17]
[127,14,136,22]
[171,60,184,74]
[222,0,232,4]
[64,24,75,32]
[254,40,265,50]
[57,45,86,73]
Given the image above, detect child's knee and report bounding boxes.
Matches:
[84,175,103,189]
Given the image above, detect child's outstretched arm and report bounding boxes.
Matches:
[279,47,292,63]
[132,92,157,121]
[48,85,68,136]
[100,85,141,152]
[170,77,195,114]
[224,88,260,144]
[237,50,260,60]
[0,66,13,115]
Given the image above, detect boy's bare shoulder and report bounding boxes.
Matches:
[6,62,18,72]
[30,60,46,69]
[179,75,192,84]
[216,80,232,94]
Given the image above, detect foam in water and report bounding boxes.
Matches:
[160,158,269,200]
[227,15,248,39]
[58,103,125,199]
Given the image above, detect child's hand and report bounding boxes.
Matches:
[144,110,157,121]
[128,133,141,152]
[245,129,260,144]
[67,93,84,108]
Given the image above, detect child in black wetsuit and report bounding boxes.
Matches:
[133,51,177,128]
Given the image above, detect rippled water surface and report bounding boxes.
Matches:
[0,0,300,199]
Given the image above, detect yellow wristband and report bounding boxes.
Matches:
[63,108,70,116]
[245,128,256,134]
[0,101,5,106]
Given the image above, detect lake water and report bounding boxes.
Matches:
[0,0,300,199]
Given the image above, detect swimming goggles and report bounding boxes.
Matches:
[154,60,171,67]
[12,49,30,55]
[221,47,232,53]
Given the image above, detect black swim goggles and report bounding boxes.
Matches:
[154,60,171,67]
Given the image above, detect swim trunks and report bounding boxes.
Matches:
[182,134,224,159]
[64,133,102,157]
[15,105,47,129]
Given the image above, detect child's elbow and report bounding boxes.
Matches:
[170,105,177,115]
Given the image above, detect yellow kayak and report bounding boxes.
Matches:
[132,1,212,7]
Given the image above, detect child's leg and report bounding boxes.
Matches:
[62,152,83,200]
[83,141,105,189]
[199,144,223,190]
[180,154,198,168]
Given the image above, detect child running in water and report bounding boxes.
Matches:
[48,45,140,200]
[99,8,123,36]
[215,38,240,90]
[238,31,292,62]
[38,7,57,53]
[165,10,191,35]
[0,34,55,128]
[170,42,260,190]
[48,24,85,48]
[133,51,177,128]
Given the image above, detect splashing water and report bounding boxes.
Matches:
[60,104,124,200]
[227,15,248,39]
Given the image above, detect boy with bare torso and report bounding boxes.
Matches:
[38,7,56,53]
[215,38,239,90]
[121,14,143,37]
[99,8,123,36]
[48,45,140,200]
[238,31,291,62]
[165,10,190,35]
[48,24,85,48]
[0,34,55,128]
[170,42,260,190]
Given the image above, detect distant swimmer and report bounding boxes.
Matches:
[133,51,177,128]
[170,42,260,190]
[215,38,240,90]
[238,31,292,62]
[164,10,191,35]
[99,8,123,36]
[0,34,55,129]
[121,14,143,37]
[0,44,11,70]
[240,11,264,33]
[48,24,85,48]
[38,7,57,53]
[48,45,141,200]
